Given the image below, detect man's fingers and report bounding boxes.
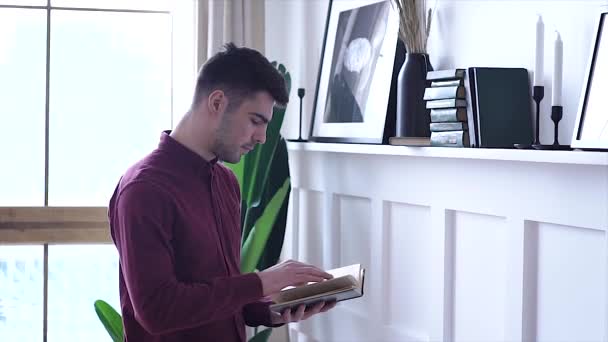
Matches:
[276,301,334,324]
[293,304,307,321]
[269,311,283,325]
[295,266,333,283]
[289,271,331,286]
[260,261,334,296]
[282,308,292,322]
[293,265,333,279]
[305,266,333,279]
[294,275,328,285]
[301,302,325,320]
[320,301,337,312]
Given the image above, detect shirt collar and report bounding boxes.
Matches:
[157,130,218,176]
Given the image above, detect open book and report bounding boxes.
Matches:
[269,263,365,313]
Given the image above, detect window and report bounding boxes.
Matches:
[0,0,195,340]
[0,0,195,206]
[0,246,44,341]
[48,9,172,205]
[0,244,119,342]
[47,245,120,341]
[0,8,47,206]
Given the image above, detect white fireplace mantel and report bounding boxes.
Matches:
[287,142,608,166]
[282,142,608,342]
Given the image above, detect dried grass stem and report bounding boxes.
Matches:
[392,0,432,53]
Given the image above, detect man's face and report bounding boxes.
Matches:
[212,91,275,163]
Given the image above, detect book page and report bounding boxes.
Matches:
[327,263,361,282]
[272,264,362,304]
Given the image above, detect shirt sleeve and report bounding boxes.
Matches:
[112,181,265,335]
[242,299,283,327]
[242,300,270,327]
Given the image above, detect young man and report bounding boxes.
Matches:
[108,43,336,341]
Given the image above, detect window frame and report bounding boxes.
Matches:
[0,206,112,342]
[0,2,192,339]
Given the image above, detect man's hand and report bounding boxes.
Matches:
[257,260,333,296]
[270,301,337,325]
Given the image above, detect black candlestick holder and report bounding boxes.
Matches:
[515,85,543,149]
[287,88,307,142]
[532,105,572,150]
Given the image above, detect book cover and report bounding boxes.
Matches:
[430,108,468,122]
[269,264,365,313]
[468,67,533,148]
[431,130,470,147]
[423,85,466,100]
[465,67,479,147]
[431,79,464,87]
[426,98,467,109]
[389,136,431,146]
[427,69,466,81]
[430,122,468,132]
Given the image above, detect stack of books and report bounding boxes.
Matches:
[424,69,470,147]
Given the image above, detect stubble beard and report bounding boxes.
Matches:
[212,116,241,164]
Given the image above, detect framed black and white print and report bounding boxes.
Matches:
[309,0,399,144]
[572,11,608,150]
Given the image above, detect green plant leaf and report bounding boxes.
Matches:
[243,144,263,207]
[256,189,289,271]
[240,136,290,248]
[248,327,273,342]
[241,178,290,273]
[94,300,124,342]
[256,138,290,271]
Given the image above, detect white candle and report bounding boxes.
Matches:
[552,31,563,106]
[534,15,544,86]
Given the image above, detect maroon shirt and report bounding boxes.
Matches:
[108,131,274,341]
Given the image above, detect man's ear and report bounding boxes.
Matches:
[207,90,227,116]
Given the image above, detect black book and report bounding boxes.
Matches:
[468,67,533,148]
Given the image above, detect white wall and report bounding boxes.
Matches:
[266,0,608,145]
[283,142,608,342]
[265,0,329,139]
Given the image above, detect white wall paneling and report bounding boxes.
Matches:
[534,223,605,341]
[282,142,608,342]
[452,212,508,342]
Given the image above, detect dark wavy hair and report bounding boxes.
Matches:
[192,43,289,112]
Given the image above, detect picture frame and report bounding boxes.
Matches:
[309,0,400,144]
[571,11,608,150]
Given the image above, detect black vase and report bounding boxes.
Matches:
[396,53,433,137]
